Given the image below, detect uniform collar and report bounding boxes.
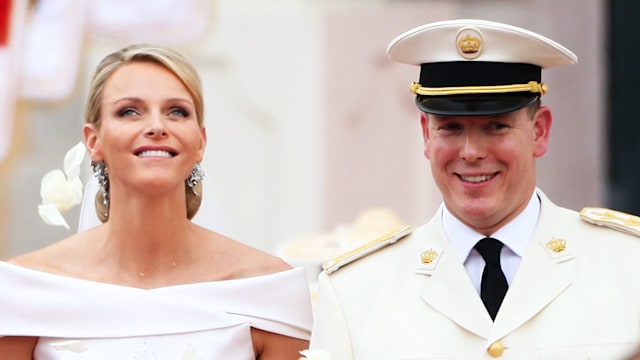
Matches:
[443,191,541,263]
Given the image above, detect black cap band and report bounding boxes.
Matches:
[419,61,541,87]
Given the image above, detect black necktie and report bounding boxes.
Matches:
[474,237,508,320]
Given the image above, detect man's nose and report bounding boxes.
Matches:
[460,133,486,161]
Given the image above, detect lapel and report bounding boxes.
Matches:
[415,211,493,338]
[489,190,575,342]
[416,191,576,341]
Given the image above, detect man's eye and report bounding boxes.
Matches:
[488,123,509,131]
[439,123,462,131]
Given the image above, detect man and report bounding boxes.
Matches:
[309,19,640,359]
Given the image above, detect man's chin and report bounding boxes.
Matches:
[451,199,500,223]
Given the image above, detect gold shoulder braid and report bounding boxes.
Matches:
[579,207,640,237]
[322,226,412,274]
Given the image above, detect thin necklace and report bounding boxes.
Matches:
[137,261,177,277]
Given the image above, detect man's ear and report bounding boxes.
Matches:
[532,106,552,158]
[420,112,431,159]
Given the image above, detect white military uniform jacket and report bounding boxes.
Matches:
[310,191,640,359]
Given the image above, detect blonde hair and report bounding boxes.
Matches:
[87,44,204,222]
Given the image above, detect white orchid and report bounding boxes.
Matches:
[38,142,86,229]
[299,349,331,360]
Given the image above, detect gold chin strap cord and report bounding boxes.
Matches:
[410,81,548,96]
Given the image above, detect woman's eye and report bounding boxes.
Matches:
[168,108,189,117]
[117,108,138,117]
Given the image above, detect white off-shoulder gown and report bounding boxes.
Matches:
[0,262,313,359]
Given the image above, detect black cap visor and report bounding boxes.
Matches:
[416,93,539,116]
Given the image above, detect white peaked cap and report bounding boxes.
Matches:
[386,19,577,115]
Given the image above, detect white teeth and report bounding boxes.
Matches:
[138,150,172,158]
[460,174,494,183]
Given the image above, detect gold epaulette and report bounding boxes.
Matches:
[322,226,412,275]
[579,207,640,237]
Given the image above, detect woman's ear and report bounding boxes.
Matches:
[83,123,102,162]
[197,127,207,162]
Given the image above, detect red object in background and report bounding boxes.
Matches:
[0,0,12,46]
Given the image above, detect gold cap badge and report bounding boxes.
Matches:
[456,27,483,59]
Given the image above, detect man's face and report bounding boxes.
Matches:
[421,105,552,235]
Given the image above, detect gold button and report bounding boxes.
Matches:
[487,341,504,358]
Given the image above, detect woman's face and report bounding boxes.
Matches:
[84,61,206,196]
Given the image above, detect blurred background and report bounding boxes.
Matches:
[1,0,634,261]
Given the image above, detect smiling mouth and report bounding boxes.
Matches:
[136,150,176,158]
[458,173,498,183]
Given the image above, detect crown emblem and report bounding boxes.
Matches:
[420,248,438,264]
[458,34,481,54]
[546,238,567,253]
[456,27,483,59]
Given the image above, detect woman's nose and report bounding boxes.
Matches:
[145,116,167,138]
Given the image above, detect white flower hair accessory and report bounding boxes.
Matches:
[299,349,331,360]
[38,142,86,229]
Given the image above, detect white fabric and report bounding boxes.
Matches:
[0,262,313,359]
[77,176,236,238]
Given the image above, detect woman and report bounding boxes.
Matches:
[0,44,313,359]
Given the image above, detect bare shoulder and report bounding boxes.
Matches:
[235,240,292,273]
[198,228,292,279]
[8,231,91,275]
